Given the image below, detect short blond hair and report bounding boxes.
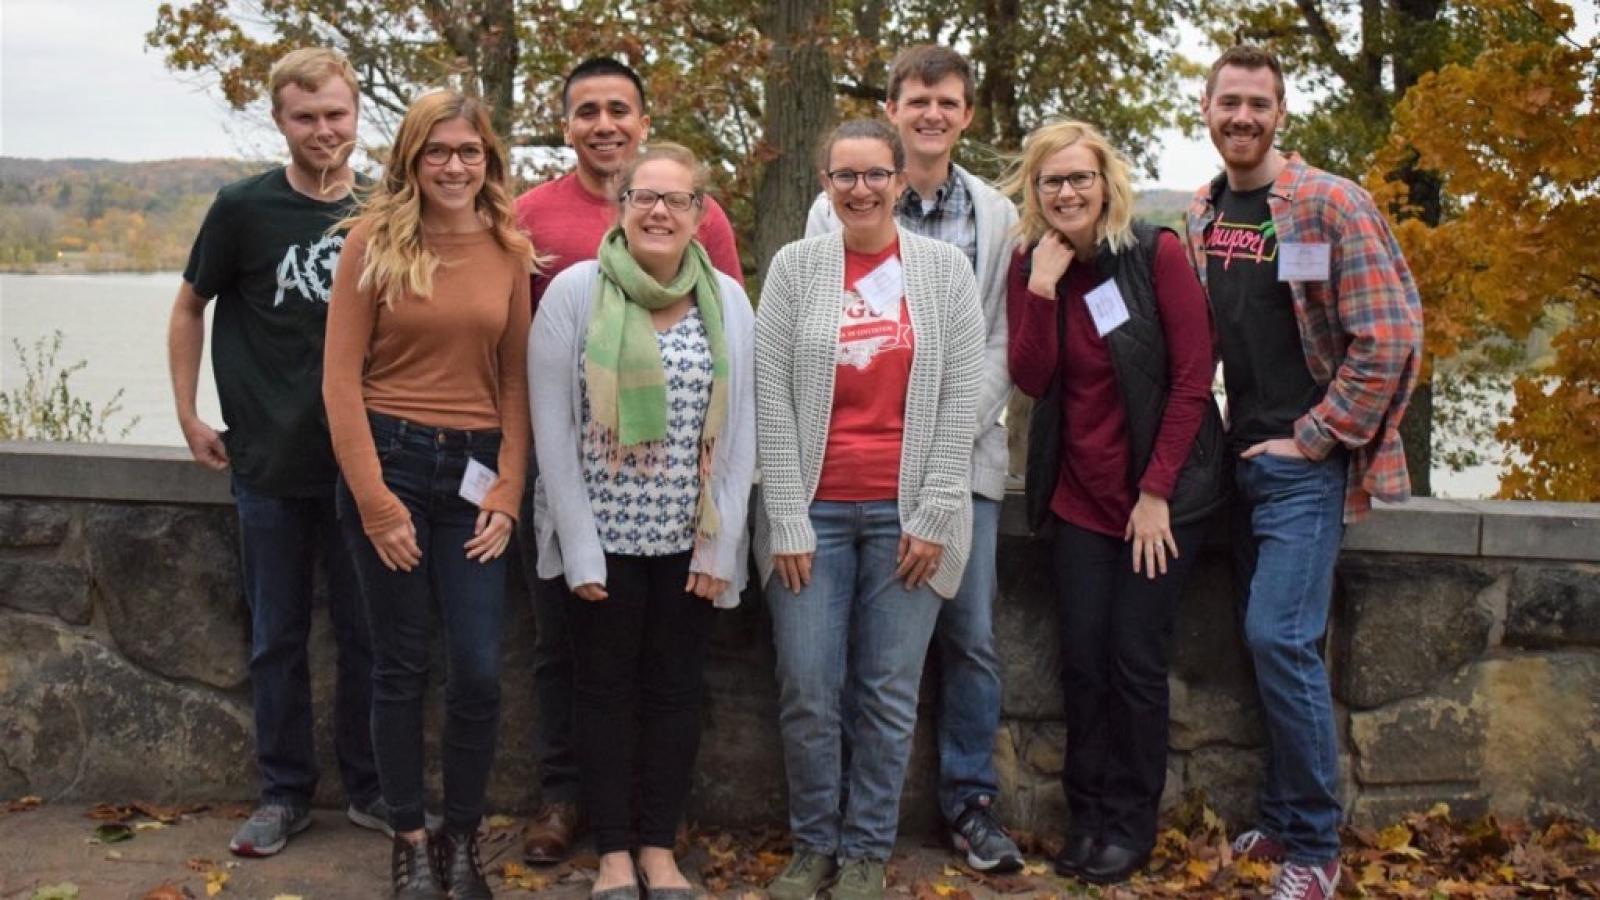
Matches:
[1001,119,1135,253]
[269,48,359,115]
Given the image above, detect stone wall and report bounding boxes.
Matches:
[2,441,1597,836]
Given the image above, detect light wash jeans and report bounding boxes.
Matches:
[769,500,943,861]
[1232,451,1348,865]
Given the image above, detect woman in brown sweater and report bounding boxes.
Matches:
[323,89,535,900]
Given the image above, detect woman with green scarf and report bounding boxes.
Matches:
[528,142,756,900]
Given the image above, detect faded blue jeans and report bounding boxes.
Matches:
[769,500,943,862]
[1232,450,1347,865]
[932,496,1004,823]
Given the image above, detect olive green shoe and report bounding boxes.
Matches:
[828,858,885,900]
[766,849,837,900]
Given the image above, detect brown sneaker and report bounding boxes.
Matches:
[522,802,578,864]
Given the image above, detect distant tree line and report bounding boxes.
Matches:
[0,158,270,271]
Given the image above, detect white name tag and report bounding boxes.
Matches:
[458,457,498,507]
[854,256,904,316]
[1278,242,1331,282]
[1084,278,1130,337]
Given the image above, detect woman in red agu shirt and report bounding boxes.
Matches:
[323,89,536,900]
[1003,120,1226,885]
[755,118,984,900]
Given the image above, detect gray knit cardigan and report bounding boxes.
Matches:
[753,227,984,599]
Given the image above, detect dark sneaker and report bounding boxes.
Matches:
[829,858,886,900]
[766,849,838,900]
[1271,861,1340,900]
[1232,828,1288,863]
[439,829,493,900]
[391,834,445,899]
[949,799,1024,873]
[228,803,310,857]
[347,797,443,837]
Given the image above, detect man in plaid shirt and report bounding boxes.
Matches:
[1185,46,1423,900]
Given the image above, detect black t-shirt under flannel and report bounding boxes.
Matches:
[1205,184,1323,452]
[184,168,356,496]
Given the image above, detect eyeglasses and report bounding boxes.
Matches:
[421,143,487,166]
[826,168,899,190]
[620,189,702,212]
[1035,171,1100,195]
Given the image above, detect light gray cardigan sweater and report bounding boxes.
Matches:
[528,260,757,609]
[805,163,1019,501]
[754,228,984,599]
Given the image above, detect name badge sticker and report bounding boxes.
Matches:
[458,457,498,507]
[1084,278,1131,337]
[1278,242,1332,282]
[854,256,905,316]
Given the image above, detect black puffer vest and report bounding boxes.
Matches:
[1028,220,1229,527]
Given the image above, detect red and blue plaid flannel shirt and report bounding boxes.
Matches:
[1185,155,1424,522]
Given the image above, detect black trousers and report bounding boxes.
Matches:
[566,550,717,854]
[1052,517,1204,852]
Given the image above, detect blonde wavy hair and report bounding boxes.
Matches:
[343,90,538,304]
[1000,119,1136,254]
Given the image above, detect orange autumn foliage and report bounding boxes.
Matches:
[1368,0,1599,501]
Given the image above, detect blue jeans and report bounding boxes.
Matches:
[1232,451,1347,865]
[517,453,580,806]
[232,474,378,810]
[933,496,1004,823]
[336,413,509,834]
[769,500,943,861]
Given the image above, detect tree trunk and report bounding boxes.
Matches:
[477,0,519,140]
[752,0,836,277]
[973,0,1023,150]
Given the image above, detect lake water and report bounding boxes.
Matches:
[0,272,1505,498]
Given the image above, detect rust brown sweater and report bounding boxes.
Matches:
[323,222,531,536]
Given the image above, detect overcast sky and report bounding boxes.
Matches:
[2,1,1594,190]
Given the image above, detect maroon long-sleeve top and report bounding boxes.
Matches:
[1007,231,1215,537]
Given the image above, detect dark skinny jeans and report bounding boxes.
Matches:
[566,550,716,855]
[337,412,508,835]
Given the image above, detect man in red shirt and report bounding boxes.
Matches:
[515,56,743,865]
[516,57,743,308]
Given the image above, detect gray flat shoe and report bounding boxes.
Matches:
[639,869,699,900]
[590,885,641,900]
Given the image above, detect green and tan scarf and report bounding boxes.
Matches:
[587,226,729,547]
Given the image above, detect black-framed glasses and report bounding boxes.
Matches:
[620,188,702,212]
[1036,170,1100,195]
[826,167,899,191]
[421,143,487,166]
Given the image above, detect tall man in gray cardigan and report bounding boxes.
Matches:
[804,45,1021,873]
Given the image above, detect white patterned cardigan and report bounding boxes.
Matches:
[753,227,984,599]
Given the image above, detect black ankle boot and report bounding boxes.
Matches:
[391,834,445,899]
[441,829,493,900]
[1054,833,1097,877]
[1079,842,1150,885]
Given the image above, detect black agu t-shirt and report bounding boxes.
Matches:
[1205,184,1323,451]
[184,168,356,496]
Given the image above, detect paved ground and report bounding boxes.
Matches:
[0,804,1080,900]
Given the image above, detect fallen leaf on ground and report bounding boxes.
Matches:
[93,822,134,843]
[134,820,168,831]
[5,795,43,813]
[140,886,186,900]
[184,858,214,872]
[204,868,229,896]
[31,886,80,900]
[485,814,518,829]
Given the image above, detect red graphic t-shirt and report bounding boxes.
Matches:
[815,240,915,502]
